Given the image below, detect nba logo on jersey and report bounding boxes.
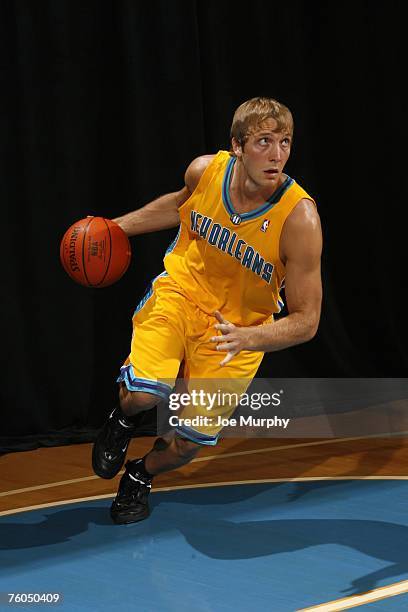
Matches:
[230,214,242,225]
[260,219,270,232]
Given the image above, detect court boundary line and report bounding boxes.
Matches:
[1,430,407,499]
[1,474,408,516]
[297,577,408,611]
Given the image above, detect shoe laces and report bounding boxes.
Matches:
[119,473,151,505]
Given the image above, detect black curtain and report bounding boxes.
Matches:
[1,0,406,451]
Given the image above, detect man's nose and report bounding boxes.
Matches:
[268,143,282,161]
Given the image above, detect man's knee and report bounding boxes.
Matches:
[119,384,159,416]
[174,436,201,460]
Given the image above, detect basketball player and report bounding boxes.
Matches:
[92,97,323,524]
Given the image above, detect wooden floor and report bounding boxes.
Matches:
[2,434,408,515]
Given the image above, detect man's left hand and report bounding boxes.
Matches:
[211,311,252,366]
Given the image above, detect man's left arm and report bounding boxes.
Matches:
[211,199,322,365]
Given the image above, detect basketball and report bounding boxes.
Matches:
[60,217,131,288]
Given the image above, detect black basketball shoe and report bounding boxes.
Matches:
[92,407,136,479]
[110,460,152,524]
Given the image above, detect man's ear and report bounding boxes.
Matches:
[231,137,243,159]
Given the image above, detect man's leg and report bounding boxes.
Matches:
[92,274,187,480]
[110,434,201,524]
[145,435,201,473]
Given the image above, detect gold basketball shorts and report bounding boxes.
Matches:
[117,272,264,445]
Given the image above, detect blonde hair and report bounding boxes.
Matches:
[230,97,294,148]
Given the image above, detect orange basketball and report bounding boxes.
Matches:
[60,217,131,288]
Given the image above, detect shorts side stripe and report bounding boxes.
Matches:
[133,271,169,315]
[117,364,172,400]
[174,424,219,446]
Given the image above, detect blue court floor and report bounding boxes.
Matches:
[1,479,408,611]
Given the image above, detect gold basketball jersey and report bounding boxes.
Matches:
[164,150,315,326]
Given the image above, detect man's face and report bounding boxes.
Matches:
[232,118,292,189]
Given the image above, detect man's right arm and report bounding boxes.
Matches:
[113,155,214,237]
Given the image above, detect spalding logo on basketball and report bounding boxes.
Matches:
[60,217,131,288]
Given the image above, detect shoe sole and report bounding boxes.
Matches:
[110,509,150,525]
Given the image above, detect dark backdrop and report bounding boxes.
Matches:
[1,0,406,451]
